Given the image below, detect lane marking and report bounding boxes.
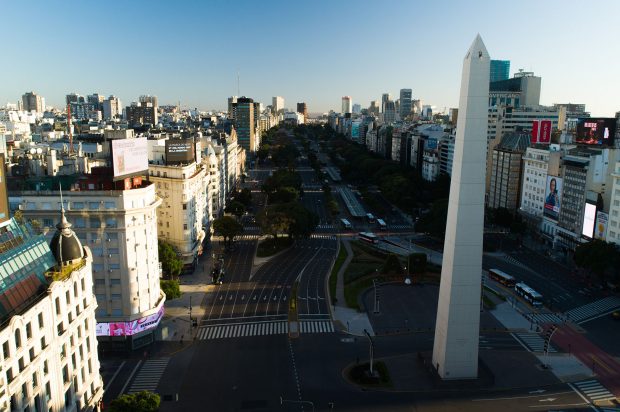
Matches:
[119,360,142,395]
[104,361,126,391]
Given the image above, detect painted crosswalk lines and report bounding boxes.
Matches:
[571,379,617,403]
[529,312,564,325]
[566,296,620,324]
[310,234,337,240]
[197,319,335,340]
[127,358,169,394]
[299,320,334,334]
[511,332,556,353]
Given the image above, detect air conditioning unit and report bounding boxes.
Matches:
[108,254,112,258]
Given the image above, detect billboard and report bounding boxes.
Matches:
[531,120,552,144]
[582,203,597,239]
[543,176,562,221]
[96,305,164,337]
[0,154,9,225]
[576,118,616,146]
[165,139,195,165]
[111,137,148,179]
[595,211,608,240]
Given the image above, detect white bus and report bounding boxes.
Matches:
[340,218,352,229]
[515,282,543,307]
[377,219,387,230]
[366,213,376,224]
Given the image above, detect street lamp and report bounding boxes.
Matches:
[363,329,375,376]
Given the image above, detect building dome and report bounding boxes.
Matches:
[50,209,84,266]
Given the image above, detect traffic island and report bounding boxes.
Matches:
[346,361,392,388]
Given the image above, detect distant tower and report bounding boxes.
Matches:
[341,96,352,114]
[490,60,510,82]
[432,35,490,379]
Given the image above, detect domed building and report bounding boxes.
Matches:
[49,208,85,267]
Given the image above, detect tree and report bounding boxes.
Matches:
[212,216,243,247]
[416,199,449,238]
[160,279,181,299]
[158,240,182,279]
[286,202,319,239]
[236,188,253,207]
[256,205,293,239]
[225,200,246,219]
[574,240,620,280]
[382,254,403,274]
[408,253,427,274]
[109,391,160,412]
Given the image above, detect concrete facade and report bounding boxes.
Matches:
[432,35,489,379]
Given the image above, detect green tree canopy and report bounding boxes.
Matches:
[213,216,244,247]
[225,200,246,219]
[109,391,160,412]
[160,279,181,300]
[256,205,293,239]
[382,254,403,274]
[236,188,253,207]
[158,240,182,279]
[574,239,620,280]
[416,199,449,238]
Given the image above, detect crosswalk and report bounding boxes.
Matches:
[511,332,556,353]
[237,234,260,240]
[127,358,169,394]
[310,234,337,240]
[317,224,335,229]
[502,254,531,271]
[388,224,413,230]
[571,379,617,403]
[197,320,334,340]
[528,312,565,325]
[243,226,261,232]
[566,296,620,324]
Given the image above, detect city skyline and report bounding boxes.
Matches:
[3,0,620,116]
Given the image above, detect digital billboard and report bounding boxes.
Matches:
[576,118,616,146]
[111,137,148,179]
[96,305,164,337]
[543,176,562,221]
[595,211,608,240]
[0,154,9,225]
[165,139,195,165]
[582,203,597,238]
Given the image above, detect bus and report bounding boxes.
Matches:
[514,282,543,307]
[488,268,516,287]
[377,219,387,230]
[359,232,379,244]
[340,218,352,229]
[366,213,376,224]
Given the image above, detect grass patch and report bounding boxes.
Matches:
[256,236,293,257]
[484,285,507,301]
[344,275,385,310]
[482,294,496,309]
[348,361,392,387]
[329,242,347,304]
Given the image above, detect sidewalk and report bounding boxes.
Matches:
[157,255,214,342]
[332,239,375,336]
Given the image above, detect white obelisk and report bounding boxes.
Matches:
[432,35,490,379]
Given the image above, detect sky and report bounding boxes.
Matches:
[3,0,620,116]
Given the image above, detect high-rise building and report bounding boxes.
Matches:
[383,100,396,124]
[236,97,256,152]
[489,70,541,108]
[381,93,391,113]
[87,93,105,111]
[296,102,308,119]
[433,35,489,380]
[352,104,362,114]
[490,60,510,82]
[21,91,44,113]
[228,96,238,120]
[0,165,103,410]
[369,101,380,116]
[487,131,530,211]
[399,89,412,120]
[126,100,158,126]
[102,95,122,120]
[139,95,158,107]
[15,177,165,351]
[341,96,352,114]
[66,93,85,105]
[272,96,284,115]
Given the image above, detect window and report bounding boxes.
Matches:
[89,218,101,228]
[81,278,85,292]
[112,309,122,316]
[105,217,117,228]
[41,336,47,349]
[109,264,120,270]
[94,279,105,286]
[26,323,32,340]
[55,297,61,315]
[89,202,100,210]
[38,313,43,329]
[104,201,116,209]
[107,232,118,240]
[29,347,34,361]
[110,279,121,286]
[33,373,38,388]
[108,248,119,255]
[66,291,71,305]
[2,341,8,359]
[111,294,121,300]
[18,357,25,372]
[43,218,53,228]
[72,202,85,210]
[95,294,105,302]
[15,330,21,349]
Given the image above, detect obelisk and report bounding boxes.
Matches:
[432,35,490,379]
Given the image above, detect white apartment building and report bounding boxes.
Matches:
[12,182,165,350]
[0,216,103,412]
[520,147,551,216]
[148,162,208,270]
[422,150,440,182]
[604,161,620,245]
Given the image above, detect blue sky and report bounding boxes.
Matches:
[3,0,620,116]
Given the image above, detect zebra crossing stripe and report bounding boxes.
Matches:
[567,296,620,323]
[127,358,169,394]
[573,379,616,402]
[197,320,334,340]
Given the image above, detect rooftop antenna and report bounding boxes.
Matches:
[67,104,73,154]
[59,182,64,212]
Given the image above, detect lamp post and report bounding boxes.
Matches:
[363,329,375,376]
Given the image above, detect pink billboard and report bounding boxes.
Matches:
[96,306,165,337]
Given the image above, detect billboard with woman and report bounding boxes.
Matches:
[543,176,562,221]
